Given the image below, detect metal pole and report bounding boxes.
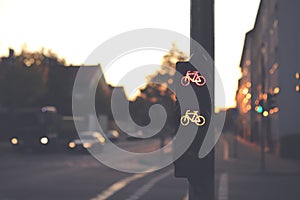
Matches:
[260,45,266,172]
[190,0,214,199]
[260,115,265,172]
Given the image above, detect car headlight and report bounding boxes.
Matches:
[11,137,18,145]
[68,142,76,149]
[99,137,105,144]
[40,137,49,145]
[83,143,92,149]
[112,132,119,137]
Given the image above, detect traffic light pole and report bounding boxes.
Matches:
[259,114,265,172]
[260,45,266,172]
[190,0,214,199]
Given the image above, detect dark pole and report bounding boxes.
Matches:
[190,0,215,199]
[191,0,215,60]
[260,45,266,172]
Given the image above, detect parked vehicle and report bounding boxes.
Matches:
[105,130,120,141]
[68,131,105,153]
[9,106,60,151]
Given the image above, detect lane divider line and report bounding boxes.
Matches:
[90,173,149,200]
[222,138,230,161]
[218,173,229,200]
[124,169,173,200]
[183,191,189,200]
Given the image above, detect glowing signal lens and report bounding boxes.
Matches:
[255,105,263,114]
[273,87,280,94]
[263,111,269,117]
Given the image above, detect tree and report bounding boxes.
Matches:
[0,49,49,109]
[130,44,188,131]
[147,43,188,85]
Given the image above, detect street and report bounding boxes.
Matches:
[1,134,300,200]
[0,139,188,200]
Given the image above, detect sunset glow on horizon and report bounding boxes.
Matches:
[0,0,261,108]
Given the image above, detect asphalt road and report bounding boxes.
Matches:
[0,139,190,200]
[2,134,300,200]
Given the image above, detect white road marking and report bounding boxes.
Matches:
[124,169,173,200]
[218,173,229,200]
[183,192,189,200]
[90,173,148,200]
[222,139,230,161]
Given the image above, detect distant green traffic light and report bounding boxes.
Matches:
[256,105,263,113]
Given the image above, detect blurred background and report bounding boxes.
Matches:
[1,0,300,200]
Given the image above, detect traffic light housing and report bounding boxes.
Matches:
[255,94,277,116]
[173,62,213,179]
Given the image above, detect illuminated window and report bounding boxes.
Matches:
[246,82,251,88]
[246,60,251,66]
[296,85,300,92]
[246,105,251,111]
[270,107,279,115]
[243,68,249,76]
[269,63,279,74]
[273,107,279,113]
[242,88,249,95]
[263,93,268,101]
[296,72,299,80]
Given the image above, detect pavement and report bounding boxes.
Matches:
[0,133,300,200]
[217,133,300,200]
[0,138,188,200]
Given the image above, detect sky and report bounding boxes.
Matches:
[0,0,261,108]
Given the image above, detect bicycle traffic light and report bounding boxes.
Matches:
[173,62,213,179]
[255,94,277,116]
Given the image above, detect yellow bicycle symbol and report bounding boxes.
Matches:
[180,110,206,126]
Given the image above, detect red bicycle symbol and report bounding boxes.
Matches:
[181,70,206,87]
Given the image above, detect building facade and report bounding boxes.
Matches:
[237,0,300,157]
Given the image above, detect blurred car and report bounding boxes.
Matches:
[105,130,120,141]
[68,131,105,152]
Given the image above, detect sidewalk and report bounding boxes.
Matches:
[216,133,300,200]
